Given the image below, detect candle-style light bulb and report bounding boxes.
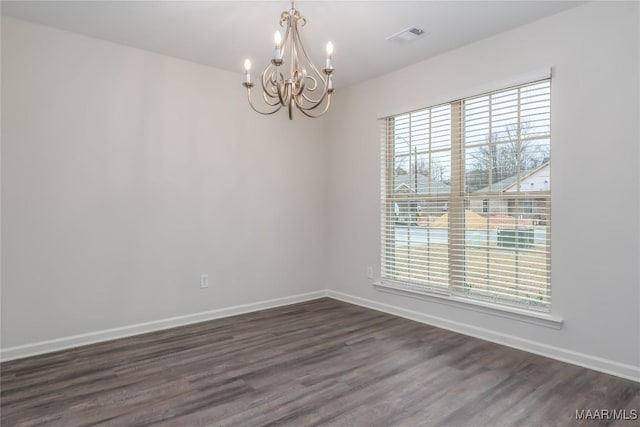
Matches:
[325,41,334,69]
[244,59,251,83]
[274,31,282,61]
[326,41,334,56]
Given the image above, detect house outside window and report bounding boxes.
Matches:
[381,79,551,311]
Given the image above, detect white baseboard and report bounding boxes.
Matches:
[326,290,640,383]
[0,290,328,362]
[3,288,638,384]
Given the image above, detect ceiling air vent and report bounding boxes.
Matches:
[386,26,426,43]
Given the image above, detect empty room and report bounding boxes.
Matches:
[1,1,639,425]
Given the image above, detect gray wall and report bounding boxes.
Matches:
[1,17,329,348]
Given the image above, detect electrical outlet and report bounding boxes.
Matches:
[366,266,373,279]
[200,274,209,288]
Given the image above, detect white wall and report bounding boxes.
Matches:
[326,1,640,378]
[1,17,329,349]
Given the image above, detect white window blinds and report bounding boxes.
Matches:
[381,79,551,311]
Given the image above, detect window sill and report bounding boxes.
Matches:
[373,280,563,330]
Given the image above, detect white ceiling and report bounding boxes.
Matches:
[1,1,584,88]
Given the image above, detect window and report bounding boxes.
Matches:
[381,79,551,312]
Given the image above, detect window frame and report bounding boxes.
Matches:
[379,79,556,323]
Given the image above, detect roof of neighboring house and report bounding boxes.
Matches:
[475,174,519,193]
[502,162,549,192]
[474,161,549,193]
[394,172,451,194]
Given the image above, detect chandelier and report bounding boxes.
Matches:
[242,0,334,120]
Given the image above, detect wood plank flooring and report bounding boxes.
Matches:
[1,298,638,426]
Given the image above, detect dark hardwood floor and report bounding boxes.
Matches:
[1,298,638,426]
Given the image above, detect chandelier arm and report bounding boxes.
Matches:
[290,21,330,107]
[280,10,289,28]
[260,77,281,106]
[278,20,292,65]
[261,67,281,102]
[278,75,294,108]
[297,93,332,118]
[295,86,327,112]
[262,89,281,107]
[291,19,327,90]
[276,73,286,106]
[262,91,281,107]
[246,87,282,115]
[290,24,299,93]
[297,94,327,111]
[291,68,307,98]
[289,98,293,120]
[299,76,327,105]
